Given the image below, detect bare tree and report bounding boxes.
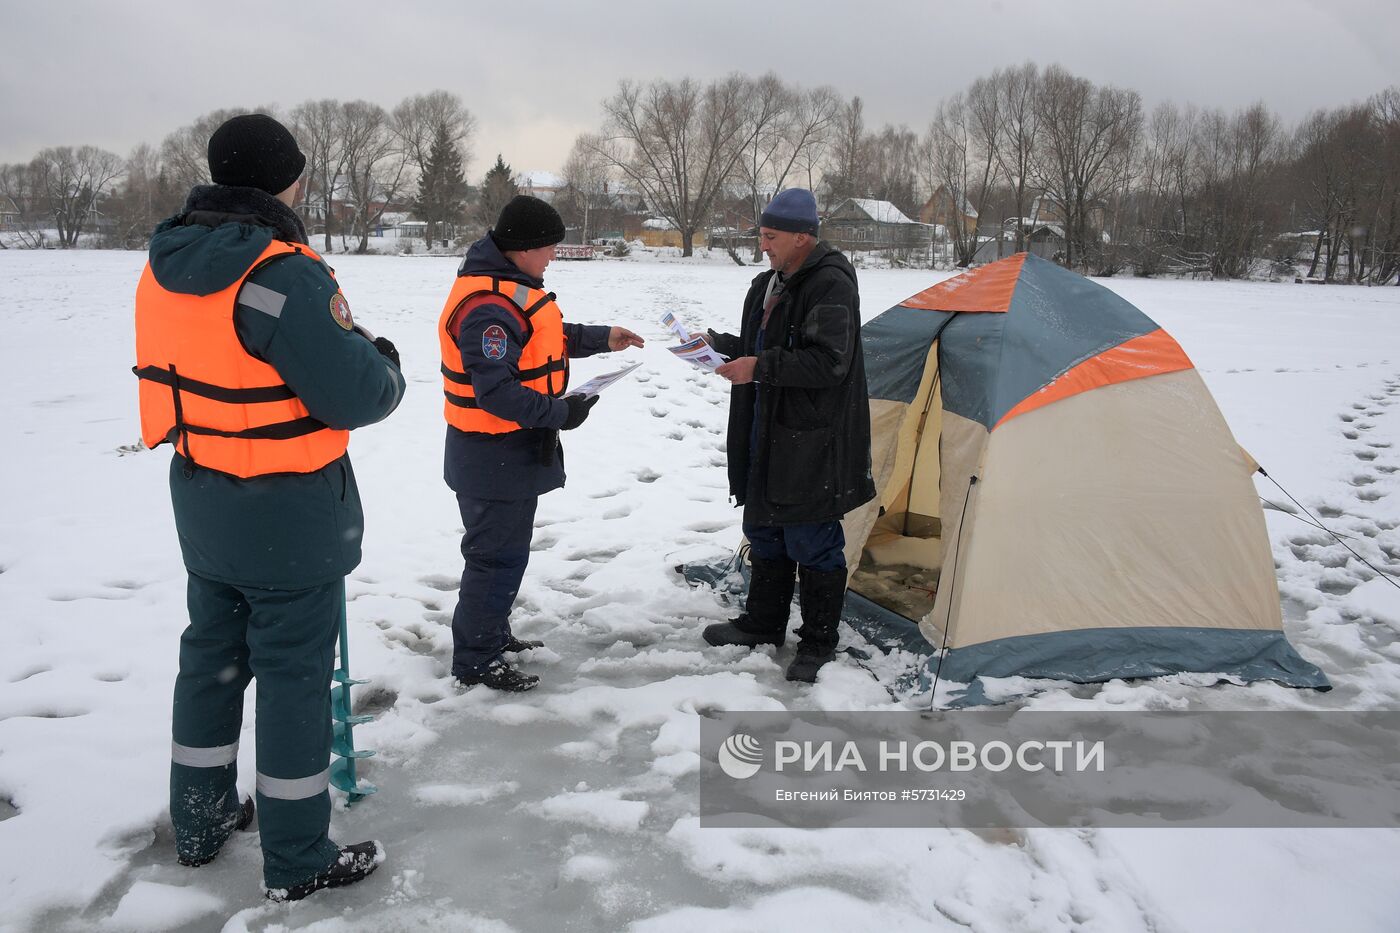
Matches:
[866,124,922,217]
[787,86,842,195]
[1033,65,1142,270]
[733,73,797,258]
[1189,103,1283,278]
[29,146,124,247]
[337,100,411,253]
[0,161,48,248]
[990,63,1040,254]
[922,93,995,266]
[560,133,612,243]
[292,99,350,252]
[823,95,869,207]
[394,90,477,191]
[1131,101,1196,274]
[160,107,269,196]
[1367,87,1400,284]
[732,80,840,258]
[596,74,760,256]
[106,142,169,248]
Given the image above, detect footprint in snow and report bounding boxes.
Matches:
[686,521,730,534]
[588,487,626,499]
[10,666,51,683]
[419,574,459,592]
[566,545,628,562]
[635,468,662,483]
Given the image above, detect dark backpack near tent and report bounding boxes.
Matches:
[683,252,1329,704]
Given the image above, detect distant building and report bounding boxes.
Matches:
[0,197,20,231]
[919,185,979,233]
[516,170,566,202]
[624,215,685,248]
[823,198,926,252]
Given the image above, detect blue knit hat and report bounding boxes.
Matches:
[760,188,819,236]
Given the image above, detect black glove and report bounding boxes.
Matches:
[560,394,599,430]
[372,336,400,368]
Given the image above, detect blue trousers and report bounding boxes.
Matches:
[171,573,341,888]
[451,494,538,676]
[744,520,846,572]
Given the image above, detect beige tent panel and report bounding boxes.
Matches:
[925,369,1280,651]
[846,345,949,619]
[918,410,990,644]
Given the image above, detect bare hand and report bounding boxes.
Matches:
[609,326,645,351]
[716,356,758,384]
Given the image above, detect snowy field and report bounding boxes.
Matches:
[2,247,1400,931]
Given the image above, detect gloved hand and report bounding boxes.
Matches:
[372,336,400,368]
[560,394,599,430]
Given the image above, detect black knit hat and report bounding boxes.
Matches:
[491,195,566,251]
[207,114,307,195]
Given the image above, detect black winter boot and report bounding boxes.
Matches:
[178,796,255,867]
[702,555,797,648]
[267,841,384,902]
[786,566,847,682]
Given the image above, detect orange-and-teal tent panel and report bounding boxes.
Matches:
[864,252,1192,429]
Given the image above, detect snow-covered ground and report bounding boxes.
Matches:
[2,248,1399,932]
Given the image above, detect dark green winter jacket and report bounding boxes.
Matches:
[145,185,405,589]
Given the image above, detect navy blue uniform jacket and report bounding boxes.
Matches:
[443,235,611,501]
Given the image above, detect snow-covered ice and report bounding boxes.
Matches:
[2,247,1399,931]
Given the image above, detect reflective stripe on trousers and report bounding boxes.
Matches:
[172,740,238,768]
[256,768,331,801]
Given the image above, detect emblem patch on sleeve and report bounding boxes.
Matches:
[482,324,509,360]
[329,292,354,330]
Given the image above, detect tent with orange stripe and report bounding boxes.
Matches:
[841,251,1327,701]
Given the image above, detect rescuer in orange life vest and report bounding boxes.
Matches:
[440,196,643,691]
[134,114,404,900]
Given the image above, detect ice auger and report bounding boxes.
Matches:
[330,593,376,805]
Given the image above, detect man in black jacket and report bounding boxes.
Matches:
[700,188,875,682]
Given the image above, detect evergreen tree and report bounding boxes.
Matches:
[412,122,469,246]
[477,153,519,231]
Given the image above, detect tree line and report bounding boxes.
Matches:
[0,91,479,255]
[2,68,1397,283]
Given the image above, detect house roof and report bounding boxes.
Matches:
[518,170,565,189]
[838,198,918,225]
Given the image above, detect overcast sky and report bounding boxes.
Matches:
[4,0,1396,178]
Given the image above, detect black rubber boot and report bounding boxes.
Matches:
[178,796,255,868]
[702,555,797,648]
[456,658,540,692]
[267,841,383,902]
[503,634,544,653]
[786,566,847,683]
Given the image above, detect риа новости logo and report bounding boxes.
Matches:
[718,733,763,779]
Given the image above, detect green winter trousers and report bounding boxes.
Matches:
[170,572,342,888]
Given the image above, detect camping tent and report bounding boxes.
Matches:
[688,252,1329,701]
[842,251,1328,697]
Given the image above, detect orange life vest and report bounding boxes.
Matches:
[438,275,568,434]
[134,240,350,478]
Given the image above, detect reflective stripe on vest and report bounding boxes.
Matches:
[134,240,350,478]
[437,274,568,434]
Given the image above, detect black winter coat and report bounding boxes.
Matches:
[709,241,875,526]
